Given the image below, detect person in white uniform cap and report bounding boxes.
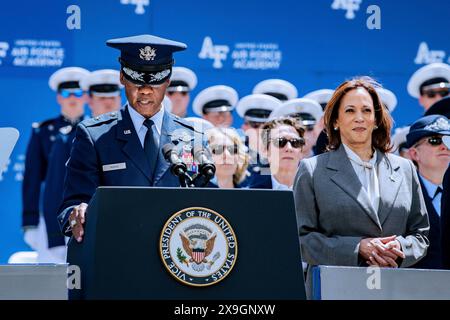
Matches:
[23,66,89,264]
[236,94,283,183]
[303,89,334,110]
[80,69,123,116]
[253,79,298,102]
[166,66,197,117]
[303,89,334,155]
[376,87,398,113]
[407,62,450,112]
[193,85,238,128]
[270,98,323,159]
[391,126,411,160]
[184,117,214,133]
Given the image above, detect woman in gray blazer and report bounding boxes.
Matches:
[294,77,429,278]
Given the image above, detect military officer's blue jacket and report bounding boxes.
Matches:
[43,124,77,247]
[247,174,273,189]
[241,148,270,187]
[58,106,198,235]
[22,115,80,228]
[441,166,450,269]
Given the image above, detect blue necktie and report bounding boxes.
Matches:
[433,187,443,200]
[143,119,158,183]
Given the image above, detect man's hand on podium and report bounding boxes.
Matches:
[68,203,88,242]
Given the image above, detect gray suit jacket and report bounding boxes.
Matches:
[293,145,429,268]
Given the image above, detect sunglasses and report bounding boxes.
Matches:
[167,91,188,96]
[59,89,84,98]
[424,89,449,99]
[271,137,305,149]
[415,136,445,148]
[210,144,239,155]
[246,121,264,129]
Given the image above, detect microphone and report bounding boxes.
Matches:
[193,145,216,180]
[162,143,187,177]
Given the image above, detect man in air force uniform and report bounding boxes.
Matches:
[58,34,198,242]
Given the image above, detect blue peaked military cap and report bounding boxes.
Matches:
[406,114,450,148]
[425,96,450,119]
[106,34,187,86]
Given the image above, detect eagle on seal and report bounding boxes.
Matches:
[180,231,217,265]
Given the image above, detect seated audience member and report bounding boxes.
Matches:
[375,87,397,114]
[249,117,305,190]
[269,98,323,159]
[206,127,249,188]
[192,85,238,128]
[407,115,450,269]
[303,89,334,156]
[252,78,298,102]
[407,62,450,112]
[166,66,197,118]
[236,94,282,186]
[391,126,411,160]
[293,77,430,295]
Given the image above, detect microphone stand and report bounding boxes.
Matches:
[179,171,195,188]
[192,163,215,187]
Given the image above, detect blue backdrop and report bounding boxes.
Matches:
[1,0,449,262]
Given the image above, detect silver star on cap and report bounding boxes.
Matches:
[139,46,156,61]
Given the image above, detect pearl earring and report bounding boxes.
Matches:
[334,127,338,131]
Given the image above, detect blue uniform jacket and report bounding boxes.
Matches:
[58,106,197,235]
[441,166,450,269]
[242,148,270,188]
[413,175,443,269]
[43,125,77,247]
[22,115,76,227]
[248,174,273,189]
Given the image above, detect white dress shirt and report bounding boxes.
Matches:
[271,176,292,190]
[343,143,380,214]
[127,103,164,148]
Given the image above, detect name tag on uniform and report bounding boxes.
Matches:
[102,162,126,172]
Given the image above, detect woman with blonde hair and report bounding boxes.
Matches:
[206,127,249,188]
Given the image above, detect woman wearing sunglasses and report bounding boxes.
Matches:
[206,128,249,188]
[293,77,430,297]
[249,117,305,190]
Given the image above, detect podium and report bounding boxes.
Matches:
[68,187,305,300]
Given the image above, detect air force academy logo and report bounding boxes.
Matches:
[160,207,237,287]
[331,0,362,20]
[120,0,149,15]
